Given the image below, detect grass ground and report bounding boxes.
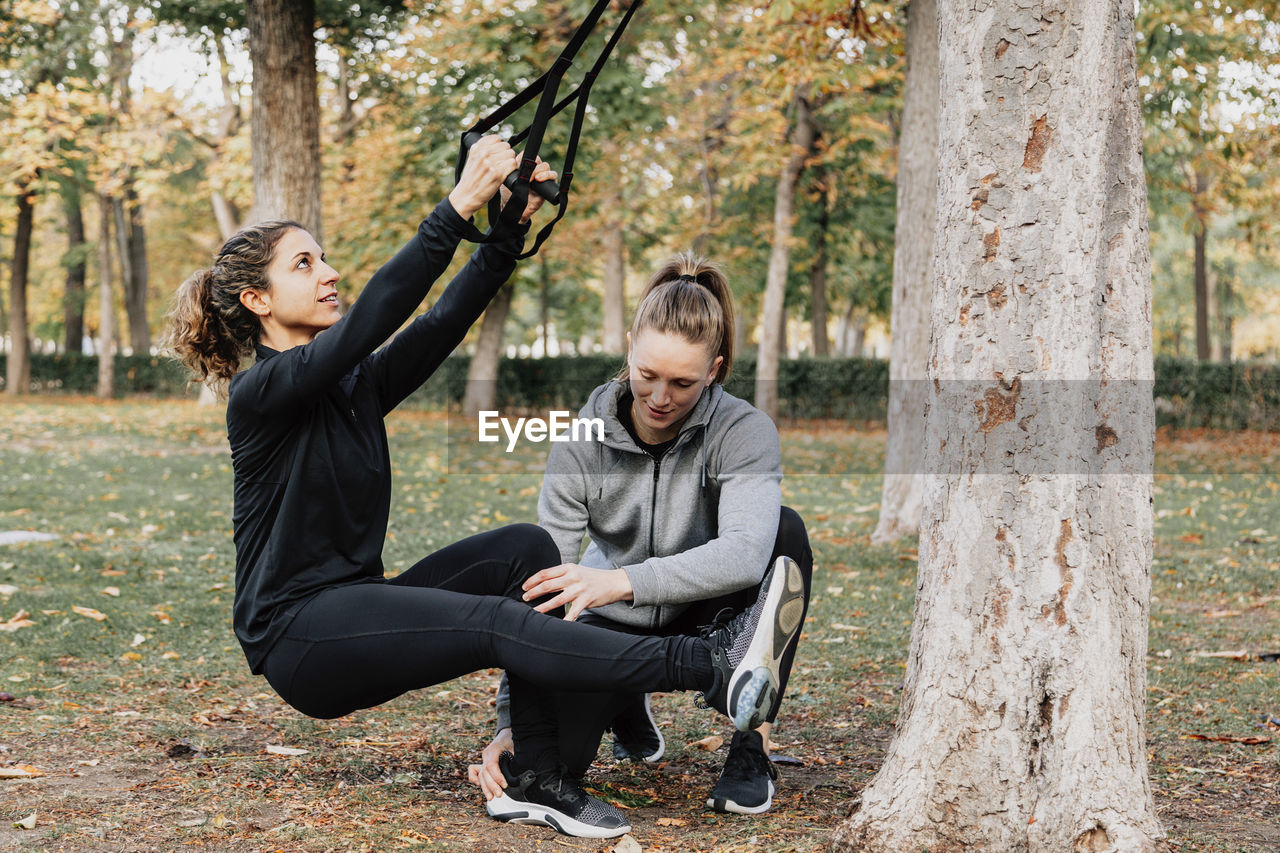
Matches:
[0,399,1276,852]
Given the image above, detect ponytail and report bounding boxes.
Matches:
[162,220,301,397]
[618,251,735,383]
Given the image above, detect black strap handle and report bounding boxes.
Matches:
[454,0,644,257]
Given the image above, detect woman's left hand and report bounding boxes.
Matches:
[523,563,632,622]
[498,155,558,224]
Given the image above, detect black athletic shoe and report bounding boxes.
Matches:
[485,753,631,839]
[610,693,665,763]
[698,556,806,731]
[707,730,778,814]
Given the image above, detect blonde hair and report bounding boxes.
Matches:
[618,251,735,383]
[162,220,302,396]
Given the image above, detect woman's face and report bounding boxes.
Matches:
[627,329,722,443]
[251,228,342,347]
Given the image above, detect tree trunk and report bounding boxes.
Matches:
[97,194,115,399]
[462,282,514,418]
[211,35,243,241]
[113,185,150,354]
[62,182,88,354]
[809,185,830,357]
[540,253,551,356]
[872,0,939,544]
[755,90,816,421]
[1217,275,1232,361]
[601,204,627,354]
[1192,171,1210,362]
[6,189,35,395]
[247,0,323,241]
[834,0,1167,849]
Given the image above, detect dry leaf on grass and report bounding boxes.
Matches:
[1184,734,1270,745]
[692,735,724,752]
[656,817,688,826]
[13,813,37,830]
[72,606,107,621]
[265,744,308,756]
[0,764,45,778]
[0,610,35,632]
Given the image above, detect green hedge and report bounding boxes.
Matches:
[1153,356,1280,431]
[0,352,196,397]
[3,351,1277,429]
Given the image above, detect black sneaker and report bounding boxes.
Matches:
[707,730,779,814]
[610,693,665,763]
[485,753,631,839]
[699,556,806,731]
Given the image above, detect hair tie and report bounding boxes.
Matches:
[677,274,697,283]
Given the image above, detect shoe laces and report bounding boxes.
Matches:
[535,765,589,809]
[722,735,778,783]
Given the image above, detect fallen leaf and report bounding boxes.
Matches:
[265,744,308,756]
[0,610,35,632]
[72,606,107,621]
[656,817,688,826]
[177,818,207,828]
[0,584,18,596]
[130,634,146,648]
[102,587,121,597]
[1179,533,1203,543]
[692,735,723,752]
[1191,649,1251,661]
[611,835,643,853]
[13,813,36,830]
[1204,609,1241,618]
[0,764,45,778]
[1183,734,1270,745]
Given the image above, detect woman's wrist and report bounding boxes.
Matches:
[447,187,482,221]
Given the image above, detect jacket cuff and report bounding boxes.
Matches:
[621,560,660,607]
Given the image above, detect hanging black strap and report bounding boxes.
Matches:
[454,0,644,259]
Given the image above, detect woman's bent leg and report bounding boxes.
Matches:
[261,582,709,720]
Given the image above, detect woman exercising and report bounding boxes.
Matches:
[163,136,806,839]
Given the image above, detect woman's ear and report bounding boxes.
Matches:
[240,289,271,318]
[707,355,724,385]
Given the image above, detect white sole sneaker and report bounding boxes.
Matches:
[727,556,805,731]
[486,792,632,839]
[708,779,775,815]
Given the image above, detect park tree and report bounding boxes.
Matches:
[1137,0,1279,361]
[833,0,1167,849]
[872,0,938,543]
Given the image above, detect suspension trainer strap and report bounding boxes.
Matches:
[454,0,644,257]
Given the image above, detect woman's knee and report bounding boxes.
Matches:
[502,522,561,570]
[777,507,811,562]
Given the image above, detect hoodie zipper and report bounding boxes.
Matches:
[648,454,661,556]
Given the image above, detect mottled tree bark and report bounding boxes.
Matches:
[113,188,150,354]
[872,0,939,544]
[756,90,815,420]
[835,0,1167,849]
[809,183,831,357]
[601,202,627,354]
[6,189,35,395]
[462,282,514,418]
[1192,170,1210,362]
[97,194,115,399]
[62,182,88,353]
[247,0,323,241]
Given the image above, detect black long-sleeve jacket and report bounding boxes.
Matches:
[226,199,526,673]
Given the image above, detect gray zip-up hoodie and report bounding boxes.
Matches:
[541,379,783,628]
[494,379,782,731]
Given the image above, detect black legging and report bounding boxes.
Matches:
[539,506,814,777]
[260,524,710,770]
